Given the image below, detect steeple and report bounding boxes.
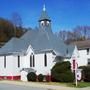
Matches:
[43,4,46,11]
[39,4,51,22]
[39,4,51,29]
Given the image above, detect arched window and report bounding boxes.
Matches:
[87,48,89,55]
[33,55,35,67]
[66,49,68,54]
[44,53,47,67]
[41,21,44,26]
[88,59,90,65]
[30,54,35,67]
[18,56,20,68]
[4,56,6,68]
[46,21,50,26]
[30,55,32,67]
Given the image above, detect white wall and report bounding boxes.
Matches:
[20,49,56,81]
[11,55,21,76]
[78,49,90,66]
[0,55,20,76]
[64,46,79,69]
[0,46,34,77]
[20,46,34,68]
[64,47,90,67]
[34,53,55,75]
[20,47,55,75]
[0,56,4,75]
[0,45,89,79]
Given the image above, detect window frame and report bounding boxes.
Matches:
[4,56,6,68]
[87,59,90,65]
[18,55,20,68]
[87,48,89,55]
[44,53,47,67]
[30,54,35,67]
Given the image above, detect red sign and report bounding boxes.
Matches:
[73,59,76,70]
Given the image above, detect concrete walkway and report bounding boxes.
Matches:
[0,80,90,90]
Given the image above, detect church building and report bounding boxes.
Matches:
[0,5,79,81]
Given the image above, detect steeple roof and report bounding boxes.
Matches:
[39,4,51,21]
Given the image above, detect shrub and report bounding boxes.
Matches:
[51,61,74,82]
[79,66,90,82]
[27,72,37,81]
[38,74,44,82]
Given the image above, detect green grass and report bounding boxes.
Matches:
[41,82,90,88]
[78,82,90,88]
[65,82,90,88]
[71,82,90,88]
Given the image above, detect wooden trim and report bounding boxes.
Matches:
[0,76,21,80]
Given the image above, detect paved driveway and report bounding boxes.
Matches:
[0,83,47,90]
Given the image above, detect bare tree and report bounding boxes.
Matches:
[59,30,68,41]
[73,26,90,40]
[11,12,23,37]
[58,25,90,44]
[11,12,22,27]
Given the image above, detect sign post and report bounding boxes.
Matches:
[72,58,78,87]
[75,69,82,86]
[75,70,78,87]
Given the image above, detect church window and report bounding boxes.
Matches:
[87,48,89,55]
[41,21,44,26]
[46,21,49,25]
[18,56,20,68]
[44,53,47,67]
[30,55,32,67]
[66,49,68,54]
[30,54,35,67]
[4,56,6,68]
[88,59,90,65]
[33,55,35,67]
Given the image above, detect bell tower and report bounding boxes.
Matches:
[38,4,51,30]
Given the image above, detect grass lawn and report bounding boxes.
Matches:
[66,82,90,88]
[41,81,90,88]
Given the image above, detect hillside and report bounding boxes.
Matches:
[0,18,26,47]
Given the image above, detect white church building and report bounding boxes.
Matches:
[71,40,90,66]
[0,5,89,81]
